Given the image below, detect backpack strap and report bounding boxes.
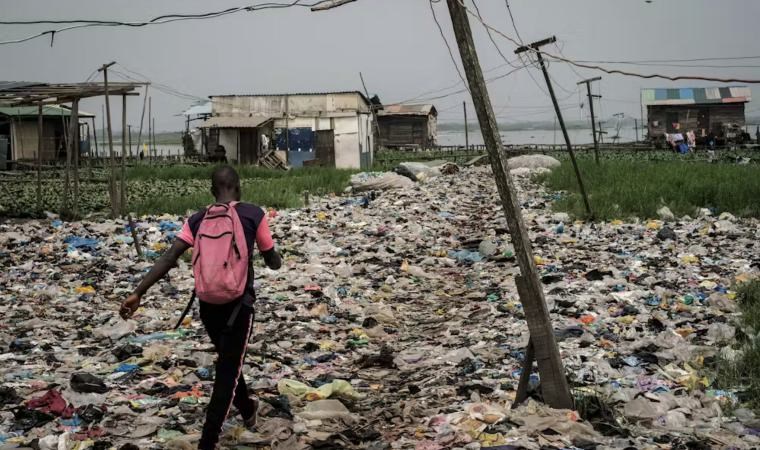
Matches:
[174,290,197,330]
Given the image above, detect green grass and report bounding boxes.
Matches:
[713,280,760,410]
[126,167,356,215]
[539,158,760,220]
[126,164,298,181]
[0,166,356,217]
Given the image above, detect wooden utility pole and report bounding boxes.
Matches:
[99,61,119,217]
[36,104,43,211]
[121,95,128,214]
[516,36,592,218]
[71,99,80,218]
[445,0,572,409]
[463,101,469,150]
[578,77,602,164]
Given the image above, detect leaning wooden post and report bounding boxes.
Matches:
[445,0,572,409]
[121,95,128,214]
[70,98,80,218]
[36,104,43,212]
[136,85,149,162]
[99,61,119,217]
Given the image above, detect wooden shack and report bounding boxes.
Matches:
[0,105,95,166]
[642,87,751,142]
[377,104,437,149]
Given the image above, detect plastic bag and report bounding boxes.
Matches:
[277,379,364,401]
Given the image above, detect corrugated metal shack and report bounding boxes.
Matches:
[642,87,751,142]
[377,104,438,149]
[203,91,374,169]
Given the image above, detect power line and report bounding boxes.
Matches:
[455,0,760,84]
[471,0,521,70]
[0,1,315,46]
[575,55,760,64]
[470,0,553,101]
[503,0,524,44]
[392,61,519,105]
[428,0,470,94]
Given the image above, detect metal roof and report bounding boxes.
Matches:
[199,115,274,129]
[0,81,141,107]
[0,105,95,118]
[378,104,437,116]
[182,101,212,117]
[642,86,751,106]
[209,91,370,105]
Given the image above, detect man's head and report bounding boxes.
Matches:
[211,165,241,201]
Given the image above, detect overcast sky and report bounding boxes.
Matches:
[2,0,759,132]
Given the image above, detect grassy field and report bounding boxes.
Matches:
[129,166,356,215]
[713,280,760,410]
[0,165,356,217]
[539,158,760,220]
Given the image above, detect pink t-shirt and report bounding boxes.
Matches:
[177,204,274,253]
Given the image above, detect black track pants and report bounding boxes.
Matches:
[197,299,255,450]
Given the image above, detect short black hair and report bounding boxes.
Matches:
[211,165,240,195]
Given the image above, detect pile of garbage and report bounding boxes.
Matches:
[0,159,759,449]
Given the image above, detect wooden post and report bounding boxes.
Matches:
[516,38,592,218]
[127,125,132,159]
[463,101,469,151]
[71,99,80,218]
[121,95,128,215]
[285,95,290,154]
[128,215,143,258]
[91,117,99,159]
[86,122,94,181]
[36,104,43,212]
[148,96,152,164]
[99,61,119,217]
[360,72,381,153]
[445,0,572,409]
[634,118,639,143]
[136,85,148,163]
[152,117,157,161]
[578,77,602,164]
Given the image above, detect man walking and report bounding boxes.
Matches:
[120,165,282,449]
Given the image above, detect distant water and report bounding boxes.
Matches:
[438,127,640,146]
[92,143,185,157]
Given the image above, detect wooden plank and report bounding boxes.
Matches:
[445,0,573,409]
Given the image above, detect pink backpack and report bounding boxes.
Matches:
[192,202,249,304]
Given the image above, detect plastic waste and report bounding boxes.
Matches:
[277,379,364,401]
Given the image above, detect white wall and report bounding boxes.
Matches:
[212,92,370,117]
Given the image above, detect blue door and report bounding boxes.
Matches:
[275,127,315,168]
